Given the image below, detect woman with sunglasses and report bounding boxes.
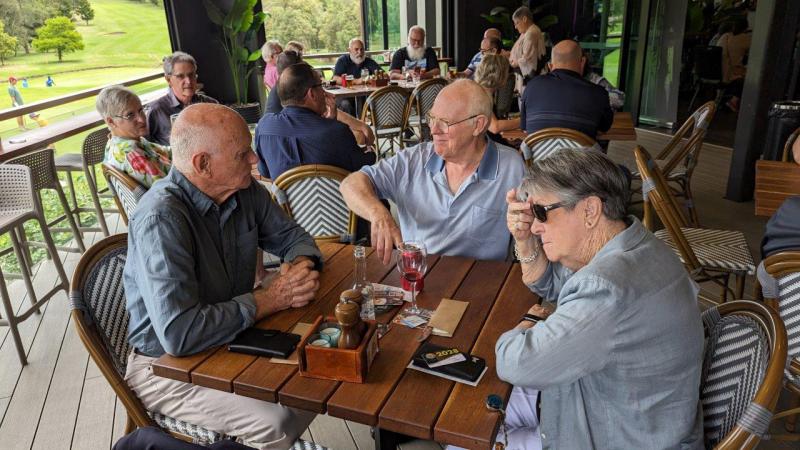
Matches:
[97,85,172,188]
[492,148,703,449]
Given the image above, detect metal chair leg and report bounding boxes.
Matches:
[0,267,27,365]
[10,229,40,315]
[62,169,83,228]
[84,164,110,236]
[734,273,746,299]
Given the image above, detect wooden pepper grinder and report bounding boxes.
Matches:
[336,291,363,349]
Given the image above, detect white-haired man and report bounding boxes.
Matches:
[146,51,218,145]
[389,26,439,80]
[340,79,524,264]
[333,38,381,114]
[125,103,320,449]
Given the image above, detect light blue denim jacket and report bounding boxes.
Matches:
[496,218,704,449]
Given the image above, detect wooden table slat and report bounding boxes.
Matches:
[755,160,800,217]
[500,112,636,143]
[276,252,434,412]
[434,265,540,448]
[325,256,476,425]
[378,260,512,439]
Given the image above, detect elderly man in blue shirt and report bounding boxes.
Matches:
[255,62,376,180]
[124,103,321,449]
[340,79,525,263]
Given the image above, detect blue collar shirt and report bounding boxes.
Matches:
[360,139,524,261]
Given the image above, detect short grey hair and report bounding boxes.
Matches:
[170,109,209,170]
[518,148,629,221]
[261,40,282,62]
[163,51,197,76]
[96,85,139,119]
[512,6,533,22]
[348,38,364,48]
[408,25,426,38]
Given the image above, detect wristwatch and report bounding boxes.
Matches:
[521,313,545,324]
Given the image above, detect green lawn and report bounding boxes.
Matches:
[0,0,171,271]
[0,0,171,153]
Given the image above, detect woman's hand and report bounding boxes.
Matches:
[506,188,534,242]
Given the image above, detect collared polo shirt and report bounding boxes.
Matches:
[361,139,524,261]
[333,54,381,78]
[145,89,218,145]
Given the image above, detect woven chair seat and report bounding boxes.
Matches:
[54,153,84,170]
[655,227,755,275]
[150,412,231,445]
[376,127,403,136]
[0,210,33,229]
[777,271,800,387]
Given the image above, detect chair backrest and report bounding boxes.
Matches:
[271,164,356,243]
[693,45,723,81]
[700,300,786,449]
[520,127,597,166]
[69,233,155,428]
[82,128,111,166]
[406,78,447,120]
[102,164,147,225]
[782,127,800,163]
[0,164,35,214]
[634,145,701,267]
[763,250,800,389]
[4,147,58,191]
[494,74,516,119]
[656,101,716,176]
[361,85,410,131]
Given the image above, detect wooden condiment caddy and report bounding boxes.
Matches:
[298,315,379,383]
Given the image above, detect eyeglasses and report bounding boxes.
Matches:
[113,107,145,121]
[530,201,567,223]
[170,72,198,81]
[426,113,479,133]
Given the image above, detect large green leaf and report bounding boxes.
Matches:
[234,47,249,63]
[489,6,508,16]
[203,0,225,26]
[248,49,261,62]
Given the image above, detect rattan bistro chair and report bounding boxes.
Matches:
[782,127,800,163]
[762,250,800,439]
[404,78,447,142]
[700,300,787,449]
[520,128,597,169]
[4,147,86,256]
[360,85,410,158]
[102,164,147,225]
[270,165,356,243]
[55,128,117,237]
[0,164,70,365]
[634,146,755,302]
[70,234,328,449]
[632,101,716,226]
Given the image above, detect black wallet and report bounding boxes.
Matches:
[228,328,301,359]
[412,342,486,382]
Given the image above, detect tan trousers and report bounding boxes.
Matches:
[125,352,315,450]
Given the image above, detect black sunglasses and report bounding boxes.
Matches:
[530,201,567,223]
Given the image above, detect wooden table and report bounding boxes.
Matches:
[755,159,800,216]
[152,243,539,449]
[500,111,637,143]
[324,80,420,100]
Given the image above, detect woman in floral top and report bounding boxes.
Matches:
[97,85,171,188]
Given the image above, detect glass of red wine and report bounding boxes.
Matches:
[396,241,428,315]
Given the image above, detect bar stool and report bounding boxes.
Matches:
[4,147,86,257]
[54,128,116,236]
[0,164,70,365]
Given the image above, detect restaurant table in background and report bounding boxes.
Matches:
[500,111,637,144]
[755,159,800,217]
[323,79,421,100]
[151,243,540,449]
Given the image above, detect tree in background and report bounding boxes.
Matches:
[0,20,17,65]
[56,0,74,18]
[32,16,84,61]
[76,0,95,25]
[0,0,58,54]
[263,0,360,52]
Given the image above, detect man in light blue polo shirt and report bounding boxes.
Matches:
[340,79,525,263]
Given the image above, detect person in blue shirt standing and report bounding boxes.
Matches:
[255,62,376,180]
[333,38,380,115]
[45,75,55,87]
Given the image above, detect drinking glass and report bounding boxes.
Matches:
[396,241,428,315]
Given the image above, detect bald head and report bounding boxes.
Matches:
[484,28,501,40]
[550,40,585,73]
[439,79,492,125]
[171,103,249,172]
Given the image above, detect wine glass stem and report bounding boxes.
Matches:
[410,280,418,312]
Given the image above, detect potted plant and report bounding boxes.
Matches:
[203,0,266,123]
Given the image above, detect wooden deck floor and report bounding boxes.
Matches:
[0,130,783,449]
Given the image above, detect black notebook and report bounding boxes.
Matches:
[411,342,487,385]
[228,328,301,359]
